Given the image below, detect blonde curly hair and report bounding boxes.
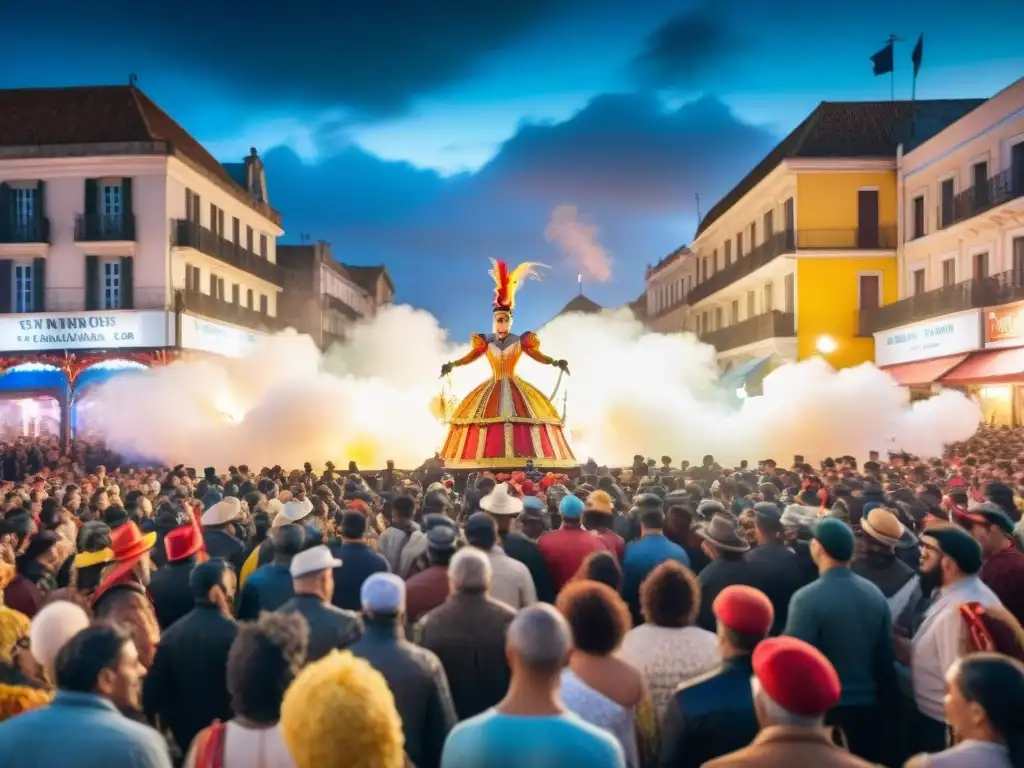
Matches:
[281,650,405,768]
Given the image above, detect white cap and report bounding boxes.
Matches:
[30,600,90,668]
[289,544,341,579]
[361,573,405,614]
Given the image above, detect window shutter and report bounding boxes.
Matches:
[0,183,10,239]
[33,257,45,312]
[35,181,47,242]
[0,260,11,313]
[121,256,134,309]
[85,255,99,311]
[84,179,98,216]
[122,178,135,239]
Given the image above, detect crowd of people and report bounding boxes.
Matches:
[0,425,1023,767]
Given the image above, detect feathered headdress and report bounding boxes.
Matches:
[489,259,544,313]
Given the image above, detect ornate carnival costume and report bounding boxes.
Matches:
[438,260,577,470]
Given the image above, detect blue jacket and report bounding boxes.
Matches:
[330,540,390,612]
[0,691,172,768]
[237,562,294,620]
[784,566,898,707]
[622,533,690,622]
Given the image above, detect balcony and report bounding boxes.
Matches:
[172,220,283,287]
[858,269,1024,336]
[942,165,1024,229]
[75,213,136,242]
[178,288,284,333]
[687,227,896,306]
[0,216,50,244]
[699,310,796,353]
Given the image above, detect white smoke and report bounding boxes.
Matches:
[544,205,613,282]
[83,303,981,469]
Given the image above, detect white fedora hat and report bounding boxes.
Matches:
[479,483,524,516]
[201,497,243,526]
[271,497,314,529]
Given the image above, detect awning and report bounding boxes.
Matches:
[940,347,1024,385]
[722,354,774,390]
[880,354,970,387]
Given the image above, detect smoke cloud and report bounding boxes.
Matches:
[544,205,613,282]
[82,303,980,469]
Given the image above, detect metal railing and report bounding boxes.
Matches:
[858,268,1024,336]
[687,227,896,306]
[171,219,283,287]
[178,288,284,332]
[699,310,796,353]
[75,213,136,242]
[0,216,50,244]
[943,166,1024,229]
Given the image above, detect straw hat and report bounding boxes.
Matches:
[861,507,912,548]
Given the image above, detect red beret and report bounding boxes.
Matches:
[712,585,774,637]
[753,637,841,716]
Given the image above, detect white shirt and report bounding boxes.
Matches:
[185,720,295,768]
[486,546,537,610]
[911,576,1002,721]
[619,624,720,719]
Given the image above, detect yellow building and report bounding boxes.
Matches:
[682,99,982,393]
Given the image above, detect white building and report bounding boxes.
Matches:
[644,246,694,334]
[0,84,286,435]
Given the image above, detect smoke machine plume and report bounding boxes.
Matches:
[82,304,980,469]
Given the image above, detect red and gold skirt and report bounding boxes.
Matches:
[440,375,576,470]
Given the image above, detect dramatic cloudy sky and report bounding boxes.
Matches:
[3,0,1022,335]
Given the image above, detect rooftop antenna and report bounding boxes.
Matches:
[577,272,583,296]
[695,192,702,227]
[128,73,138,87]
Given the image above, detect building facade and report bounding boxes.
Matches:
[860,77,1024,422]
[277,241,393,349]
[657,99,981,396]
[645,247,693,334]
[0,85,285,437]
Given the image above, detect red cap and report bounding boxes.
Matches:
[712,585,774,637]
[753,637,841,716]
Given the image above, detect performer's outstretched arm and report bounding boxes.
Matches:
[440,334,487,376]
[521,331,569,372]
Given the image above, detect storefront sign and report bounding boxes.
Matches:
[984,303,1024,349]
[0,310,172,352]
[874,311,982,367]
[180,314,265,358]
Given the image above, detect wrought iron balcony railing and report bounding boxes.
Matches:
[172,220,283,286]
[699,310,796,353]
[75,213,136,242]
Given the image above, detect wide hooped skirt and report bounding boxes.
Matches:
[439,375,576,470]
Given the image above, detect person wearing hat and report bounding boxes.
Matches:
[614,492,661,543]
[661,585,774,767]
[910,524,1002,754]
[964,502,1024,627]
[584,490,625,561]
[201,497,247,576]
[349,573,456,768]
[406,521,460,625]
[745,502,802,635]
[328,509,390,613]
[693,514,764,632]
[538,494,608,593]
[143,559,238,754]
[29,599,89,682]
[783,517,897,765]
[147,522,207,630]
[851,507,920,624]
[472,487,538,611]
[417,548,517,721]
[276,544,362,662]
[238,523,306,620]
[705,637,874,767]
[91,521,162,671]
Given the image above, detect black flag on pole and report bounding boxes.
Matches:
[912,34,924,78]
[871,41,894,75]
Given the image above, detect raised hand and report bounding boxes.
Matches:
[440,362,454,377]
[555,359,570,374]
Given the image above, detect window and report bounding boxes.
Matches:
[713,249,718,271]
[1014,237,1024,277]
[259,234,268,258]
[714,307,723,330]
[764,283,774,311]
[784,273,795,313]
[912,196,925,239]
[736,232,743,258]
[913,268,926,295]
[940,178,955,227]
[209,273,218,296]
[700,257,708,281]
[259,294,268,314]
[724,241,732,267]
[784,197,795,248]
[973,251,989,280]
[730,300,739,325]
[747,290,755,318]
[942,259,956,287]
[859,274,881,310]
[764,210,774,239]
[232,284,240,304]
[185,265,200,291]
[696,314,703,335]
[12,187,35,236]
[247,289,254,309]
[702,311,709,333]
[186,189,200,222]
[103,184,122,216]
[749,222,756,248]
[210,203,217,234]
[103,260,122,309]
[13,262,33,313]
[246,226,254,252]
[218,278,225,300]
[233,217,241,244]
